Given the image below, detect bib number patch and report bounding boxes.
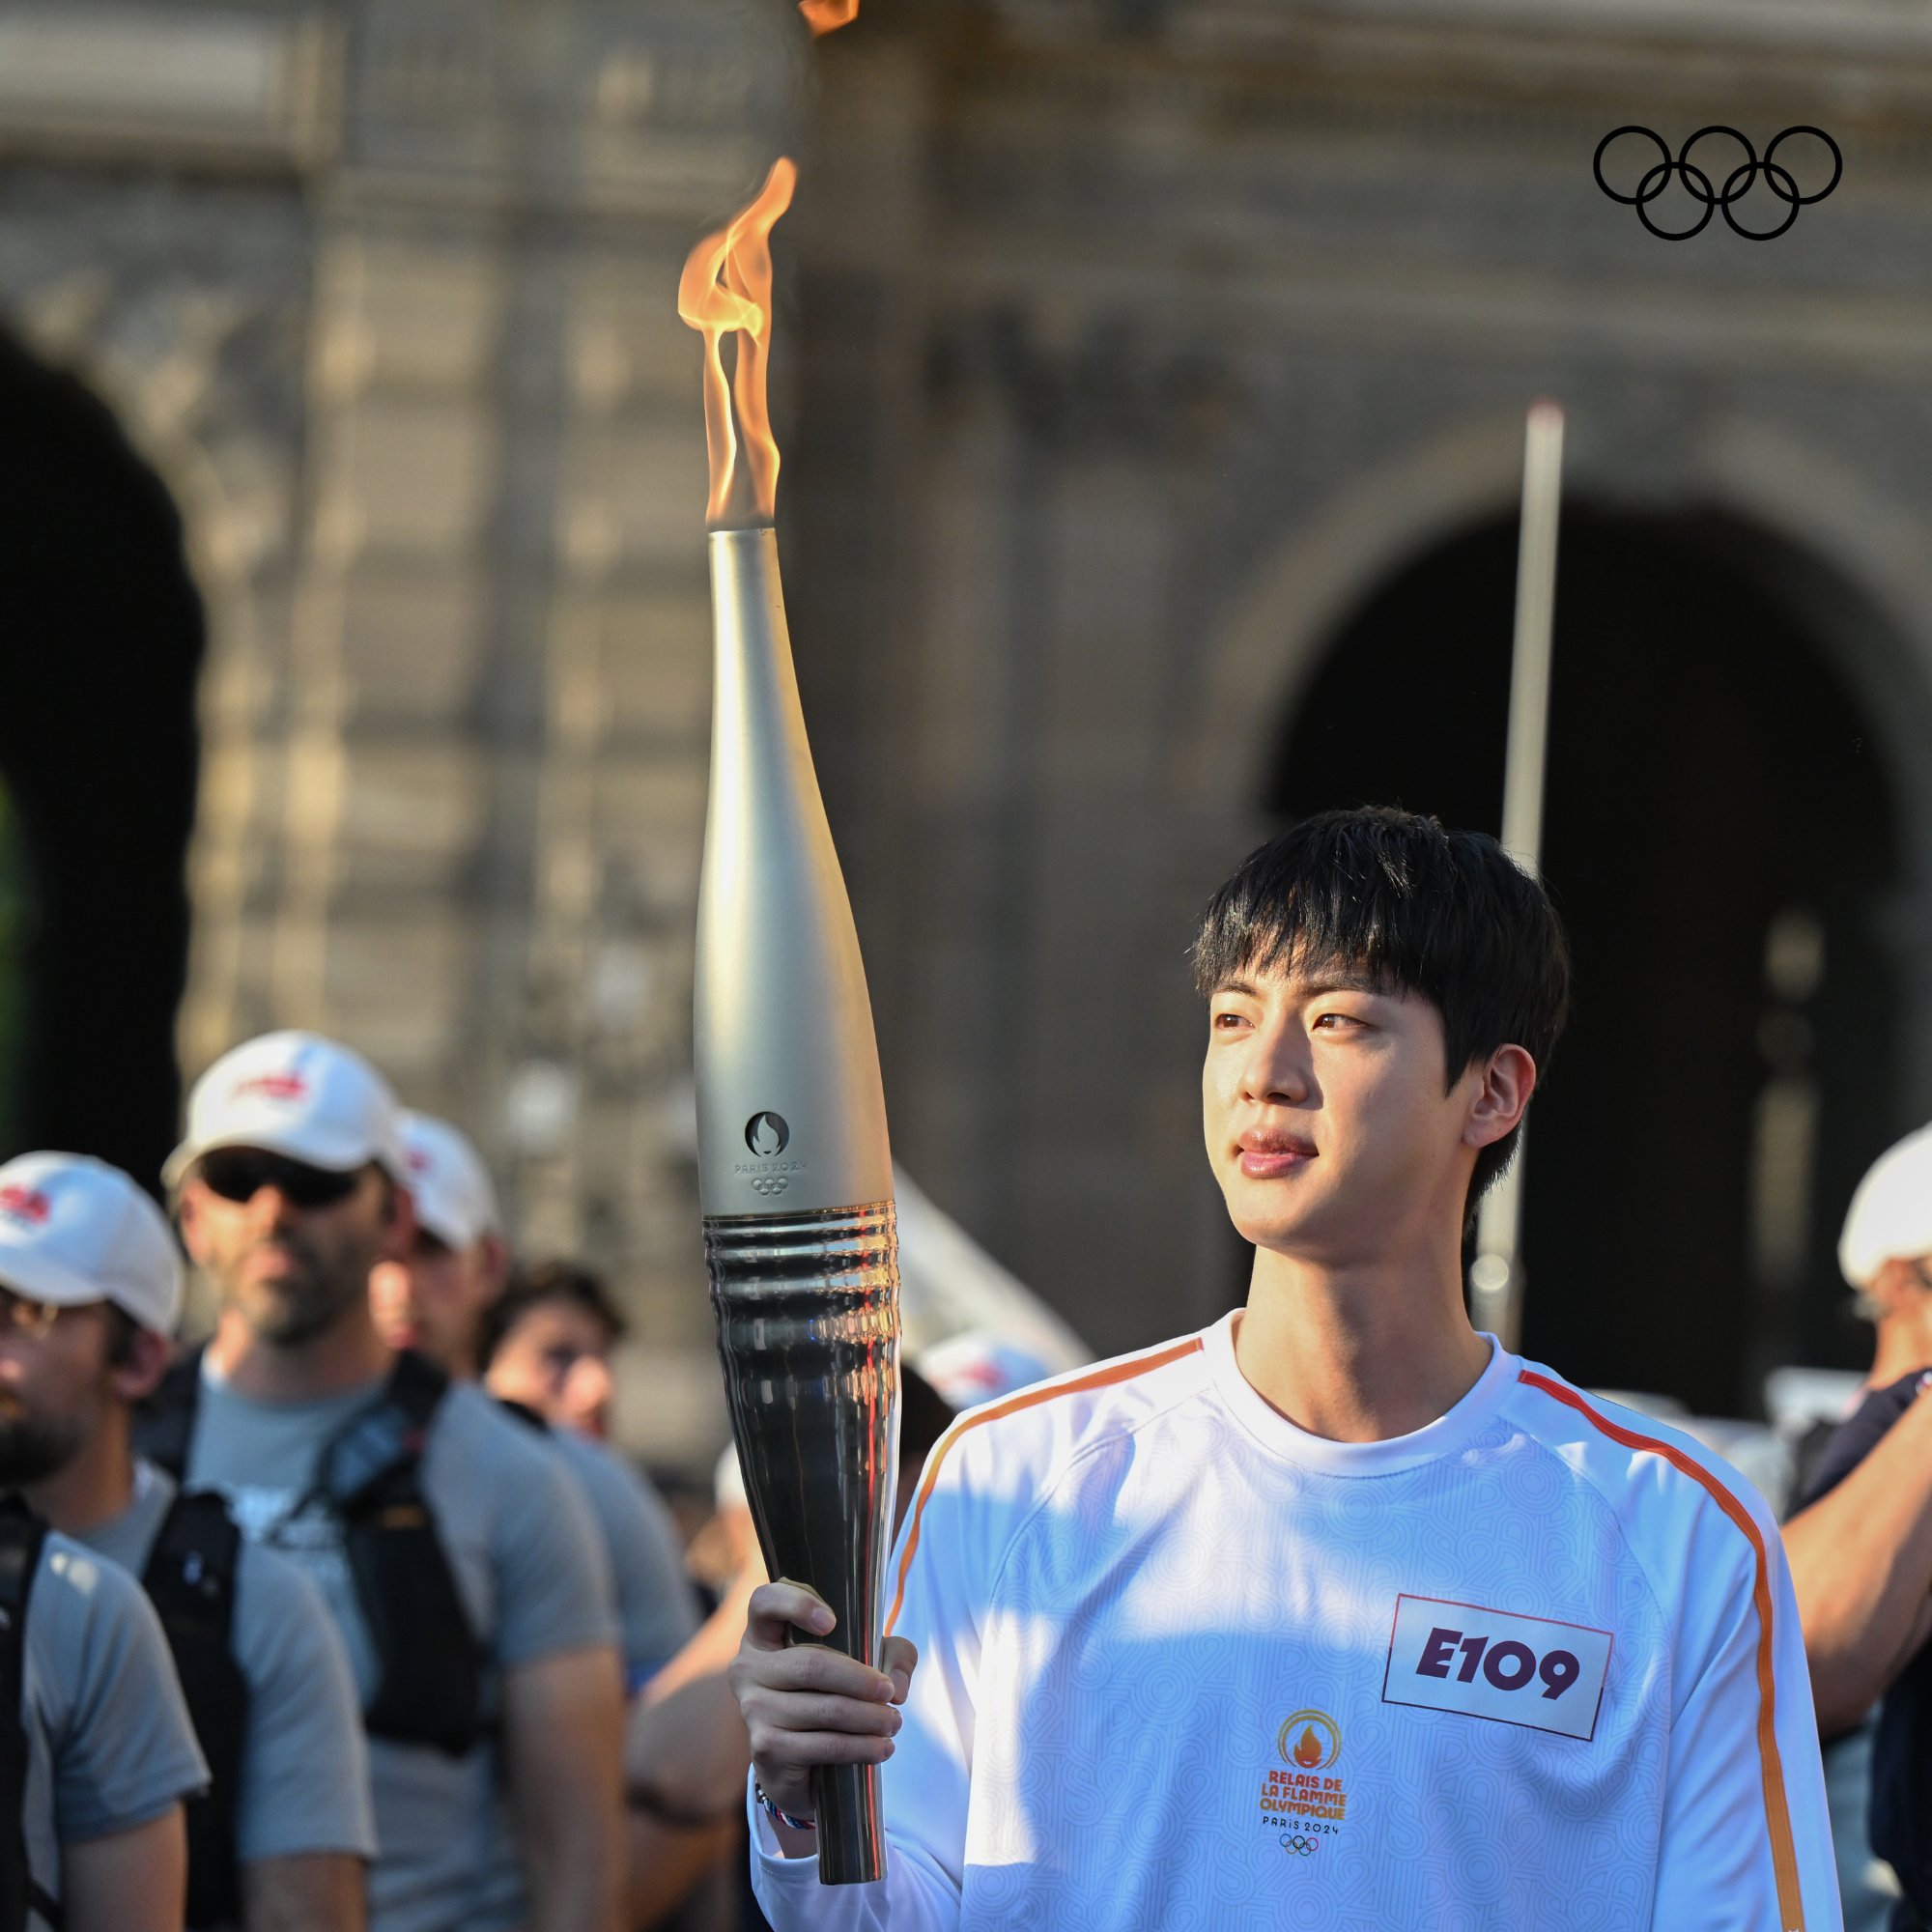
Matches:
[1381,1594,1612,1741]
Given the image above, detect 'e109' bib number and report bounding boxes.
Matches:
[1381,1594,1613,1742]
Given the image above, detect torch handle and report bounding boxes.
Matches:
[707,1202,900,1886]
[809,1763,884,1889]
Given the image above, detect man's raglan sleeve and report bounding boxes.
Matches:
[751,1423,999,1932]
[1649,1480,1843,1932]
[46,1543,210,1840]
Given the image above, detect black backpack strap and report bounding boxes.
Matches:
[320,1352,482,1755]
[0,1495,60,1932]
[495,1398,547,1435]
[142,1493,246,1932]
[131,1348,207,1483]
[385,1349,448,1432]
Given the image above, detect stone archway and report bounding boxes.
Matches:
[1267,504,1908,1416]
[0,327,206,1188]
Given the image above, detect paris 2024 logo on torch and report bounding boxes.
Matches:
[742,1112,794,1197]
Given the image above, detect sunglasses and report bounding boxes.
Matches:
[197,1149,365,1210]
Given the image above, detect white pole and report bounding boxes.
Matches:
[1469,400,1565,1349]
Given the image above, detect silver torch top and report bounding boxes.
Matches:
[695,526,894,1217]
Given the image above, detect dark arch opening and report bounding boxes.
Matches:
[0,329,204,1191]
[1271,505,1900,1416]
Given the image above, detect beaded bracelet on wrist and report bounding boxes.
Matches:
[754,1779,818,1834]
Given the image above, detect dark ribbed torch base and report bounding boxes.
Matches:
[706,1200,900,1886]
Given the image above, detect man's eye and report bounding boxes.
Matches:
[1211,1010,1248,1030]
[1313,1012,1363,1031]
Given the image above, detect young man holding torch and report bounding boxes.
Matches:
[730,808,1840,1930]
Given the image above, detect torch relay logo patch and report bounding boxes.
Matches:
[1258,1706,1349,1857]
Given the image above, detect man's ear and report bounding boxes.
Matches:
[1464,1044,1538,1151]
[477,1231,512,1300]
[174,1183,208,1264]
[110,1325,175,1406]
[379,1180,418,1264]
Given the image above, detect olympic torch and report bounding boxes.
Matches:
[681,159,899,1886]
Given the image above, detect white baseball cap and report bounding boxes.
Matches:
[915,1329,1056,1412]
[1839,1122,1932,1288]
[164,1030,409,1190]
[399,1111,501,1251]
[0,1151,184,1333]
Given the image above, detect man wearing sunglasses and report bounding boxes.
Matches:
[0,1151,373,1932]
[157,1032,628,1932]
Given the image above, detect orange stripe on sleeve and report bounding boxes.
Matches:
[883,1337,1204,1639]
[1517,1368,1805,1932]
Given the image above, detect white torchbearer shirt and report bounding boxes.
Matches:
[752,1312,1840,1932]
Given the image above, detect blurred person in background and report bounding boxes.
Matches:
[481,1262,767,1923]
[144,1032,627,1932]
[1788,1122,1932,1931]
[374,1124,699,1700]
[376,1123,752,1928]
[0,1151,373,1932]
[366,1113,510,1387]
[0,1176,211,1932]
[483,1258,623,1440]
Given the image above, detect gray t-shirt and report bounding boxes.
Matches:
[185,1364,618,1932]
[546,1429,698,1693]
[20,1527,209,1926]
[74,1461,377,1880]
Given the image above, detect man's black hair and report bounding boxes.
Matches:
[478,1258,629,1371]
[1190,806,1571,1206]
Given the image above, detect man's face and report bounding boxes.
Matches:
[179,1151,409,1348]
[485,1298,615,1436]
[0,1288,120,1484]
[369,1230,505,1377]
[1203,958,1489,1264]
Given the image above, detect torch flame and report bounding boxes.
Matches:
[677,156,797,528]
[1293,1727,1324,1769]
[799,0,860,33]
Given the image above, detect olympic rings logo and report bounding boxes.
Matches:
[1279,1833,1321,1857]
[751,1176,789,1197]
[1594,126,1840,240]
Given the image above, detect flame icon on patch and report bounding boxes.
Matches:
[1276,1708,1341,1772]
[744,1112,791,1157]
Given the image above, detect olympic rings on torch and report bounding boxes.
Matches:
[1594,126,1841,240]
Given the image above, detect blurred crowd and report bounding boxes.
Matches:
[0,1028,1047,1932]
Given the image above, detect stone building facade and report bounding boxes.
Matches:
[0,0,1928,1459]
